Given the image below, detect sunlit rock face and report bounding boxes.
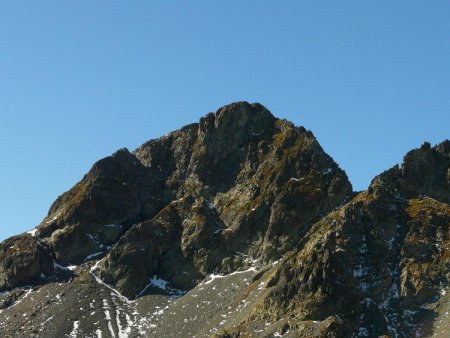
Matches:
[0,102,448,337]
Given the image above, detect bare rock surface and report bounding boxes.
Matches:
[0,102,448,337]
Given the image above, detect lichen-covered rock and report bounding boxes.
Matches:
[235,141,450,337]
[399,140,450,203]
[37,148,150,265]
[0,102,447,337]
[98,216,179,298]
[94,102,352,297]
[400,197,450,308]
[0,235,53,291]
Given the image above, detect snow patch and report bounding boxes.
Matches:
[353,264,367,278]
[104,224,122,229]
[386,236,396,250]
[359,235,368,254]
[203,267,257,285]
[45,214,59,224]
[103,299,116,338]
[53,261,77,271]
[39,316,53,328]
[27,229,38,237]
[243,256,259,266]
[85,251,104,261]
[115,304,131,338]
[358,327,369,337]
[136,275,185,298]
[69,321,80,338]
[53,261,67,271]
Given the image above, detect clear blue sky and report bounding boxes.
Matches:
[1,1,449,241]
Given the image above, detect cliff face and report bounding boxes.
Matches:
[227,141,450,337]
[0,102,448,338]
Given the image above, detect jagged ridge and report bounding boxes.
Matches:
[0,102,448,337]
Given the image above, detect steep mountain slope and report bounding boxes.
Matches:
[0,102,448,338]
[219,140,450,337]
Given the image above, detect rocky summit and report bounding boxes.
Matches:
[0,102,448,338]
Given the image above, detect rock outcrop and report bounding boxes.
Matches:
[0,235,53,291]
[220,141,450,337]
[0,102,448,338]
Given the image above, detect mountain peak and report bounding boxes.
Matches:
[213,101,274,124]
[0,103,448,337]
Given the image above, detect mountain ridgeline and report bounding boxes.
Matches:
[0,102,449,338]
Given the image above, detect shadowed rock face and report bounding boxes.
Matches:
[0,235,53,291]
[37,147,150,264]
[0,102,448,337]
